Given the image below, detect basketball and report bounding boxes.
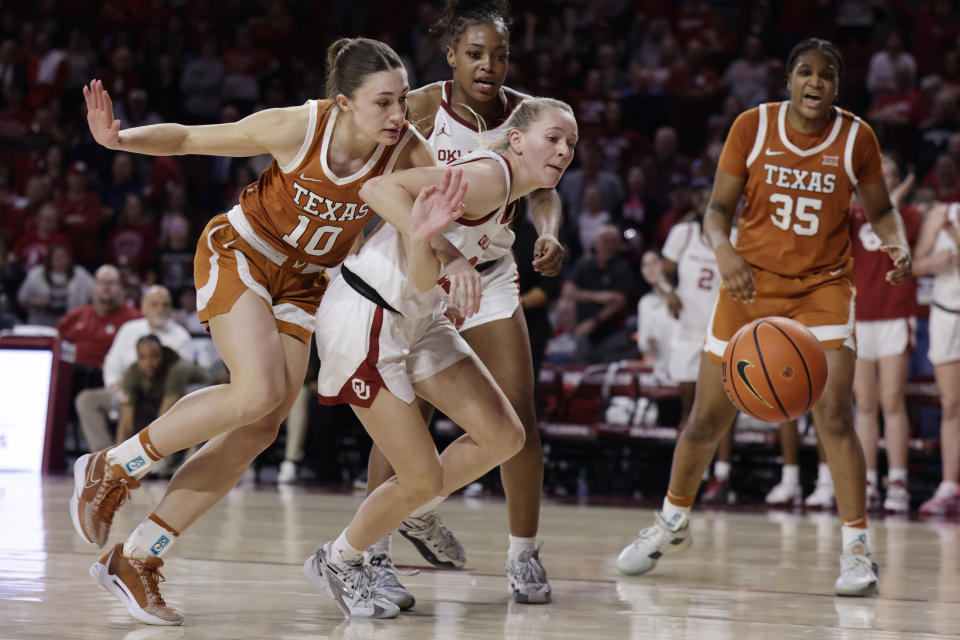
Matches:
[720,317,828,423]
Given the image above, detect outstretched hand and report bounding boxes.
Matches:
[532,234,565,276]
[410,168,468,241]
[82,80,121,150]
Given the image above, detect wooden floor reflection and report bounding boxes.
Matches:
[2,472,959,639]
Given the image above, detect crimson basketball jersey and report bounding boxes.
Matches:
[235,99,412,268]
[718,102,883,276]
[849,202,922,320]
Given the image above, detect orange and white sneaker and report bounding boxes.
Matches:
[70,449,141,547]
[91,542,183,625]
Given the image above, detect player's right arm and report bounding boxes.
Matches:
[83,80,308,166]
[704,168,752,302]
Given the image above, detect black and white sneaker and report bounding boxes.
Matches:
[398,510,466,569]
[303,542,400,619]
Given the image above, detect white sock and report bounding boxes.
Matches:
[661,498,691,529]
[107,435,158,480]
[866,468,878,487]
[781,464,799,486]
[408,496,446,519]
[332,530,363,564]
[938,480,959,496]
[368,534,391,557]
[841,525,870,550]
[888,468,907,484]
[817,463,833,485]
[713,461,731,481]
[123,516,178,561]
[508,535,537,563]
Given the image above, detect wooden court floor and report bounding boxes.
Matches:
[2,472,959,640]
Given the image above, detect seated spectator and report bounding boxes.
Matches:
[76,284,192,452]
[652,171,697,248]
[866,31,917,100]
[635,248,675,381]
[115,335,210,460]
[867,63,927,160]
[722,34,768,109]
[560,225,636,364]
[172,287,205,336]
[105,193,157,275]
[148,212,194,298]
[56,264,141,446]
[99,152,143,232]
[558,138,625,247]
[640,125,690,214]
[922,153,960,203]
[17,242,93,326]
[0,235,25,328]
[55,161,102,267]
[12,200,70,270]
[1,174,50,244]
[578,184,613,255]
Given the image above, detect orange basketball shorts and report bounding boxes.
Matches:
[704,261,855,362]
[194,213,328,342]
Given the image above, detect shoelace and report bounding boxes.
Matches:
[369,553,419,577]
[512,549,547,584]
[95,475,133,524]
[840,552,876,574]
[134,559,169,607]
[421,513,461,556]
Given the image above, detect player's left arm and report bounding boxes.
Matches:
[528,188,565,276]
[859,179,911,284]
[854,121,911,284]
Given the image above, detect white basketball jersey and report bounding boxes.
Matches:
[661,220,723,338]
[343,150,516,318]
[427,81,516,261]
[932,203,960,309]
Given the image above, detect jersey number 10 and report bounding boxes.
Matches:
[769,193,821,237]
[282,214,343,256]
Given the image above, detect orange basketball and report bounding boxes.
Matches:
[720,317,828,423]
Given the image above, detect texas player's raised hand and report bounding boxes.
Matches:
[82,79,121,150]
[410,168,468,241]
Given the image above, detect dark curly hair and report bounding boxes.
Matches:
[434,0,512,49]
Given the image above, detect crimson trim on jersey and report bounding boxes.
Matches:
[316,305,386,408]
[448,153,514,227]
[439,80,513,132]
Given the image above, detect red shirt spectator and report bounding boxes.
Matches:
[849,203,923,320]
[55,265,140,369]
[12,201,70,269]
[105,193,157,274]
[55,161,102,265]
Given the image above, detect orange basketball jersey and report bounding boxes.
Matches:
[234,99,412,269]
[719,102,883,276]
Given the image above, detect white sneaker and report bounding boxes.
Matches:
[365,551,415,610]
[277,460,298,484]
[303,542,400,619]
[505,547,551,604]
[883,480,910,513]
[834,535,879,597]
[764,481,802,507]
[804,481,836,510]
[616,512,692,576]
[397,510,466,569]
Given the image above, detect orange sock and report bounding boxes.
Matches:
[666,490,696,507]
[139,428,164,461]
[149,512,181,537]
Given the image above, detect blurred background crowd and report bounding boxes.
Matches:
[0,0,957,508]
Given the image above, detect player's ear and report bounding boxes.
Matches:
[336,94,351,112]
[446,46,456,70]
[509,129,523,155]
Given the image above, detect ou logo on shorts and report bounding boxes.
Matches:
[351,378,370,400]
